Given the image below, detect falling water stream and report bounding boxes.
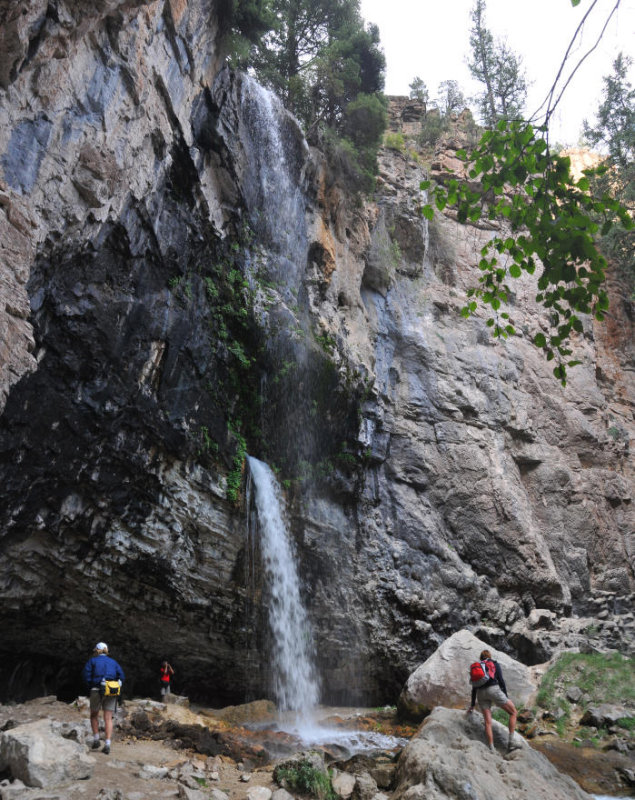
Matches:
[246,457,407,753]
[247,456,319,725]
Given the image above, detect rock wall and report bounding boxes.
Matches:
[0,0,632,704]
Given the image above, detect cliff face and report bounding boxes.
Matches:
[0,1,632,704]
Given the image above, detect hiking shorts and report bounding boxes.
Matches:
[89,687,118,713]
[477,684,509,710]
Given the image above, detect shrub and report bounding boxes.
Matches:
[384,132,405,151]
[342,93,388,150]
[275,760,336,800]
[323,131,377,194]
[418,113,449,147]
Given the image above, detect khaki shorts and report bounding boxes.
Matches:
[477,684,509,710]
[89,687,118,713]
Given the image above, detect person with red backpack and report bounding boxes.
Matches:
[467,649,520,753]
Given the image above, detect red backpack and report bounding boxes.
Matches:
[469,659,496,687]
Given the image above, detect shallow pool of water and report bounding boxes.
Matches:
[245,706,409,757]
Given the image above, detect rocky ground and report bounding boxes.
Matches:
[0,696,274,799]
[0,696,414,800]
[0,693,634,799]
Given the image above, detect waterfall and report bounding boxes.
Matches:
[246,456,320,721]
[239,76,308,293]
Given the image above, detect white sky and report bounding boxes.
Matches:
[359,0,635,145]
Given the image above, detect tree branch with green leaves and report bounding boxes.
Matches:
[421,0,633,385]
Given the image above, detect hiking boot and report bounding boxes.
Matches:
[507,737,522,752]
[91,740,100,750]
[102,744,110,755]
[488,743,495,753]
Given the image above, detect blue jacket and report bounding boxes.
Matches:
[82,654,125,689]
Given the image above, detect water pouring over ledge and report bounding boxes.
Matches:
[246,457,408,754]
[246,456,320,731]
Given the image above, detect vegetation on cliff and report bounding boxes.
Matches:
[516,651,635,749]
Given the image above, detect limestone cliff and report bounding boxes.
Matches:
[0,0,632,704]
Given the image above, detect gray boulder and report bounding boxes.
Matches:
[246,788,273,800]
[332,771,356,799]
[353,772,378,800]
[398,629,535,719]
[580,704,632,728]
[393,707,592,800]
[0,718,95,787]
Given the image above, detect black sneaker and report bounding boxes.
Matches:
[91,740,100,750]
[102,744,110,755]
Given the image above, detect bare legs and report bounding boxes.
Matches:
[480,699,517,749]
[90,710,100,736]
[89,708,114,741]
[104,710,114,741]
[501,699,517,740]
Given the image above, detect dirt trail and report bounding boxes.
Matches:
[0,697,277,799]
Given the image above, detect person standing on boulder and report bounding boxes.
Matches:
[467,649,520,753]
[82,642,125,755]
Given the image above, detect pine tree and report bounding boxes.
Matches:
[409,77,429,104]
[437,80,466,116]
[468,0,527,126]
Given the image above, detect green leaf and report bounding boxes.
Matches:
[534,333,547,348]
[422,205,434,220]
[420,180,431,190]
[509,264,522,278]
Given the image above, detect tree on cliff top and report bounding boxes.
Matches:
[468,0,527,126]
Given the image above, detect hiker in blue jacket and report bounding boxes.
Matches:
[467,649,520,753]
[82,642,125,755]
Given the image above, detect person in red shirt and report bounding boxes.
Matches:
[159,660,174,699]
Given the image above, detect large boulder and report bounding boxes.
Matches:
[0,718,95,787]
[393,706,592,800]
[398,630,535,719]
